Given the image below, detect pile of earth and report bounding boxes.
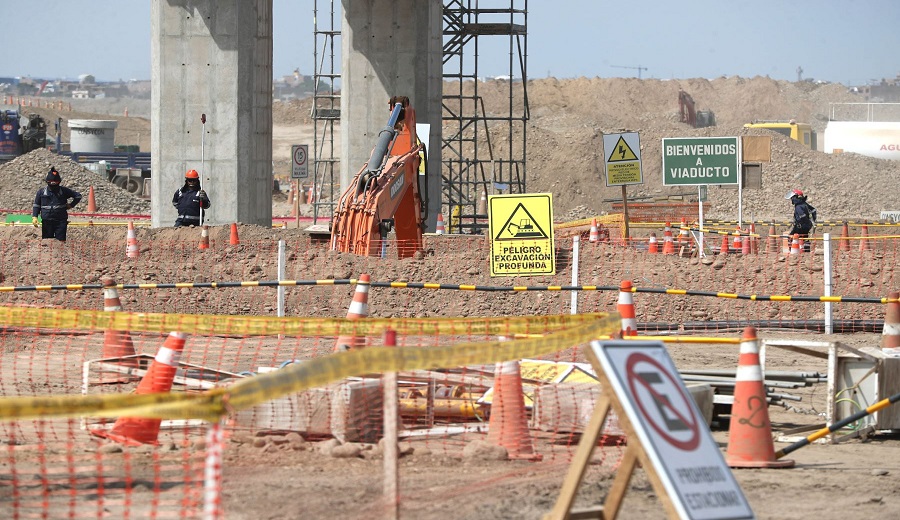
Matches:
[9,76,900,222]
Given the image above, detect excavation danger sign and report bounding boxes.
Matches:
[489,193,555,277]
[603,132,643,186]
[662,137,740,186]
[591,341,754,520]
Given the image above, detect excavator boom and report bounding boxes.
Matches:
[330,98,424,258]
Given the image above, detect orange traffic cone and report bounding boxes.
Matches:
[229,223,240,245]
[306,185,315,204]
[101,277,137,367]
[883,290,900,350]
[790,234,800,255]
[334,274,371,352]
[839,222,851,252]
[766,222,778,253]
[719,234,730,255]
[435,214,446,235]
[589,218,599,243]
[859,221,872,251]
[647,232,658,254]
[91,332,187,446]
[87,186,97,213]
[198,225,210,250]
[662,222,675,255]
[125,221,139,259]
[732,231,742,253]
[617,280,638,336]
[781,236,790,254]
[486,358,542,461]
[741,235,751,255]
[726,327,795,468]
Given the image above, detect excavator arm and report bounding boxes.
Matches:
[330,98,425,258]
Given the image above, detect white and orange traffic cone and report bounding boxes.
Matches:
[589,218,599,243]
[732,231,742,253]
[839,222,851,252]
[334,274,371,352]
[486,357,542,461]
[726,327,794,468]
[859,221,872,251]
[477,188,488,216]
[306,185,315,204]
[101,277,137,368]
[435,214,446,235]
[790,234,800,255]
[741,235,751,255]
[662,222,675,255]
[748,223,758,254]
[678,217,690,246]
[125,221,139,259]
[647,232,659,254]
[883,290,900,350]
[766,222,778,254]
[617,280,638,336]
[91,332,187,446]
[198,225,210,250]
[229,223,240,245]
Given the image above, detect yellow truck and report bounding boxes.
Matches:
[743,120,817,150]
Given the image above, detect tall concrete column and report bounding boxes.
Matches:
[151,0,272,228]
[341,0,443,232]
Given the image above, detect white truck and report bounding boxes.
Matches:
[824,103,900,160]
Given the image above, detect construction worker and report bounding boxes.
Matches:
[173,169,210,227]
[32,167,81,241]
[786,188,817,252]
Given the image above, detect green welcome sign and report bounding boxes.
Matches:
[662,137,739,186]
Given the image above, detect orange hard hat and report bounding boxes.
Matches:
[185,169,200,179]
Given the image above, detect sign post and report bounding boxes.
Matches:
[291,144,309,180]
[603,132,643,240]
[546,340,754,520]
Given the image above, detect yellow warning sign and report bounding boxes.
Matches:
[603,132,644,186]
[607,136,638,162]
[489,193,555,277]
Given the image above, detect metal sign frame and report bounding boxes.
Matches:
[546,340,754,520]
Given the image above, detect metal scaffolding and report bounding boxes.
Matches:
[310,0,529,233]
[442,0,528,234]
[311,0,340,224]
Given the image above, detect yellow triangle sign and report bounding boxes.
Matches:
[607,136,638,162]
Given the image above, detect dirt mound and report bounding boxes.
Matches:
[0,148,150,215]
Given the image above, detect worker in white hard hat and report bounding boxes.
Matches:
[786,189,817,252]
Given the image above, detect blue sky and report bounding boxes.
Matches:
[3,0,898,85]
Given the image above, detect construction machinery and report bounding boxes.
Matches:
[0,110,47,163]
[678,90,716,128]
[330,96,425,258]
[743,120,816,150]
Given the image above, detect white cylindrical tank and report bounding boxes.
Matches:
[68,119,117,153]
[824,121,900,160]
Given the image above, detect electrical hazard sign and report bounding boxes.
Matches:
[603,132,643,186]
[488,193,555,277]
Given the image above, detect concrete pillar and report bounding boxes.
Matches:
[151,0,273,228]
[341,0,443,232]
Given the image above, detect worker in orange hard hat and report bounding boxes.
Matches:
[173,169,210,227]
[786,188,817,252]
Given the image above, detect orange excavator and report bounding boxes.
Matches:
[330,96,425,258]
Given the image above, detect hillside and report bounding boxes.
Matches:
[7,76,898,221]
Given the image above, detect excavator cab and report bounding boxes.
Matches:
[330,96,425,258]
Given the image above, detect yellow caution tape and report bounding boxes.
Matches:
[0,312,620,422]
